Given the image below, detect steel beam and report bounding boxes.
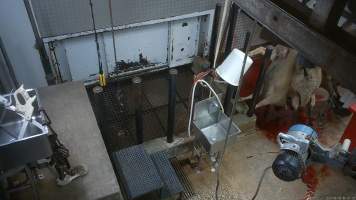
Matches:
[234,0,356,93]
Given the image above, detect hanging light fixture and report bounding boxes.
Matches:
[216,48,253,86]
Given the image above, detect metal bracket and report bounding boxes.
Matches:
[13,85,36,121]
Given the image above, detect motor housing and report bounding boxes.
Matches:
[272,124,317,181]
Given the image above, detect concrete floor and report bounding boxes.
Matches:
[182,115,356,200]
[12,82,121,200]
[8,71,356,200]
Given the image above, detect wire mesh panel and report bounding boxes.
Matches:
[232,11,257,50]
[87,68,193,152]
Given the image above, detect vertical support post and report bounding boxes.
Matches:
[0,37,18,91]
[25,166,39,200]
[167,69,178,143]
[23,0,52,81]
[247,47,273,117]
[223,3,239,115]
[92,86,104,127]
[224,31,251,115]
[132,77,143,144]
[209,4,222,65]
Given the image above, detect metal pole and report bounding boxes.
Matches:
[23,0,52,82]
[108,0,118,66]
[167,69,178,143]
[0,37,18,89]
[132,77,143,144]
[48,42,63,83]
[223,31,252,158]
[92,86,104,127]
[89,0,106,86]
[215,31,253,199]
[209,4,222,65]
[247,47,273,117]
[222,3,241,114]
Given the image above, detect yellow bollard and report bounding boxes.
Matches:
[99,73,107,87]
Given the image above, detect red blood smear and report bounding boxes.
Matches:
[255,105,332,199]
[301,165,331,200]
[302,166,319,200]
[255,103,332,200]
[240,57,263,98]
[320,166,331,178]
[315,94,325,102]
[255,106,310,142]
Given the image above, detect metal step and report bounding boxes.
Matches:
[171,158,195,199]
[150,151,184,198]
[113,145,163,199]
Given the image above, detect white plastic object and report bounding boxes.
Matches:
[216,48,254,86]
[56,164,88,186]
[13,85,36,120]
[341,139,351,152]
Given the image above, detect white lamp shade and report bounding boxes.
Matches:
[216,48,253,86]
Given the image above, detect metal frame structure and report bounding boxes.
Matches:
[0,37,18,92]
[42,11,214,43]
[234,0,356,93]
[41,10,214,83]
[23,0,52,80]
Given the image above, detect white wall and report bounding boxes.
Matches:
[0,0,47,89]
[49,11,214,82]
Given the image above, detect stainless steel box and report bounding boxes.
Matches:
[0,90,52,170]
[193,97,241,155]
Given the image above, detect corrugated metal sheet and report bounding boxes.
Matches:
[30,0,219,38]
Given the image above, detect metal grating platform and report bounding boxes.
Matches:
[151,151,184,198]
[171,158,195,199]
[94,84,135,152]
[113,145,163,199]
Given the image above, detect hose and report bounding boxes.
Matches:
[251,166,272,200]
[187,79,224,137]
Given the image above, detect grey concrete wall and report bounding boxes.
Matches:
[0,44,17,93]
[30,0,219,38]
[0,0,47,89]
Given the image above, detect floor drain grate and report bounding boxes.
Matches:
[171,158,195,199]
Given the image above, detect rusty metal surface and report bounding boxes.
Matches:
[234,0,356,93]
